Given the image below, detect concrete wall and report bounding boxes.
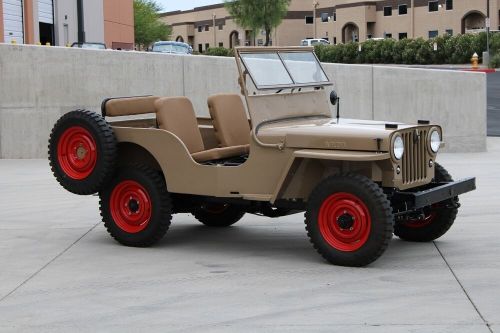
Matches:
[0,43,486,158]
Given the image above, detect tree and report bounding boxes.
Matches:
[225,0,291,46]
[134,0,171,50]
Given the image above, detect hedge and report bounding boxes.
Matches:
[315,32,500,66]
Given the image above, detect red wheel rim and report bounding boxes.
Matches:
[402,205,438,228]
[110,180,152,233]
[57,126,97,180]
[318,192,371,252]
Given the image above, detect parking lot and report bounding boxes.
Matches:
[0,138,499,332]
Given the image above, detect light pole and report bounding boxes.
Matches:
[212,13,217,48]
[313,1,319,39]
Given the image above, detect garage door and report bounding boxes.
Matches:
[3,0,24,43]
[38,0,53,24]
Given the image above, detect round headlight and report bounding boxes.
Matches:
[430,130,441,153]
[393,135,404,160]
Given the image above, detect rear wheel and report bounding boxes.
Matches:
[394,163,458,242]
[305,174,394,267]
[193,204,245,227]
[100,165,172,247]
[48,110,116,195]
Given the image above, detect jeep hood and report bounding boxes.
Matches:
[257,117,417,152]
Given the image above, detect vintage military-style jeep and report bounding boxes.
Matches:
[48,47,475,267]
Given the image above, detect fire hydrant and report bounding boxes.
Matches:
[471,52,479,70]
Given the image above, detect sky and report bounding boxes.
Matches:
[155,0,223,13]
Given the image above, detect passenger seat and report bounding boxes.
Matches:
[155,97,248,163]
[207,94,251,154]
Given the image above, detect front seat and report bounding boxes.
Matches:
[207,94,251,154]
[155,97,249,163]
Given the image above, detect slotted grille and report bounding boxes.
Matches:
[401,129,428,184]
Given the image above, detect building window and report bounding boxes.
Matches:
[399,4,408,15]
[205,43,210,50]
[305,16,314,24]
[198,26,202,32]
[445,29,453,36]
[385,33,393,38]
[428,1,439,12]
[205,25,209,31]
[428,30,439,38]
[219,42,223,47]
[321,13,329,22]
[384,6,392,16]
[198,44,203,53]
[446,0,453,10]
[333,12,337,21]
[218,24,223,30]
[333,37,337,44]
[399,32,408,39]
[367,34,373,39]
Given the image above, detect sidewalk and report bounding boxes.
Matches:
[0,139,499,332]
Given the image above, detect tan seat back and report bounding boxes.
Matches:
[208,94,251,147]
[155,97,205,154]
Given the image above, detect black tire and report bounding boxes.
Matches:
[394,163,458,242]
[99,165,172,247]
[48,110,117,195]
[305,174,394,267]
[193,204,245,227]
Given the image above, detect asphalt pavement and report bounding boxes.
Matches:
[0,139,499,332]
[488,72,500,136]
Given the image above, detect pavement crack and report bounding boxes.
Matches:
[0,222,101,304]
[433,241,493,333]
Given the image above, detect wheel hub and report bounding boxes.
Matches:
[76,145,88,160]
[337,213,354,230]
[128,198,140,213]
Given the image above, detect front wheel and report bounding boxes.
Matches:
[305,174,394,267]
[100,165,172,247]
[394,163,458,242]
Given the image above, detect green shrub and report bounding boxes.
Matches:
[204,47,234,57]
[490,52,500,68]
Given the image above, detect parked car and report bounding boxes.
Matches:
[71,42,107,50]
[152,41,193,54]
[301,38,330,46]
[48,46,475,267]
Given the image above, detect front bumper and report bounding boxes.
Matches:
[390,177,476,215]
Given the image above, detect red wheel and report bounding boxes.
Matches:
[100,165,172,247]
[110,180,152,233]
[305,174,393,267]
[48,110,117,195]
[57,126,97,180]
[318,193,371,252]
[395,163,459,242]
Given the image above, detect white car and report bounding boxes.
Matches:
[301,38,330,46]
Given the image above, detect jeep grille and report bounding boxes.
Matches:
[401,129,428,184]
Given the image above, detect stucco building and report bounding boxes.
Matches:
[0,0,134,49]
[161,0,500,51]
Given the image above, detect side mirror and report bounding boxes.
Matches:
[330,90,339,106]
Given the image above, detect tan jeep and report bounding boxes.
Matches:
[48,47,475,267]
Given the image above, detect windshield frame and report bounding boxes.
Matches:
[237,47,332,91]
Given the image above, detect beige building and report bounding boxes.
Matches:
[0,0,134,49]
[161,0,500,51]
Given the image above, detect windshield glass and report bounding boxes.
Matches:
[153,44,190,53]
[280,52,329,84]
[240,51,330,89]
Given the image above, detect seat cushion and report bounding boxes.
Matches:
[191,145,249,163]
[104,96,159,117]
[155,97,205,154]
[208,94,251,147]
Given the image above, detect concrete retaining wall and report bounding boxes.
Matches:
[0,44,487,158]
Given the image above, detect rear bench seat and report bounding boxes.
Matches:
[101,96,160,117]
